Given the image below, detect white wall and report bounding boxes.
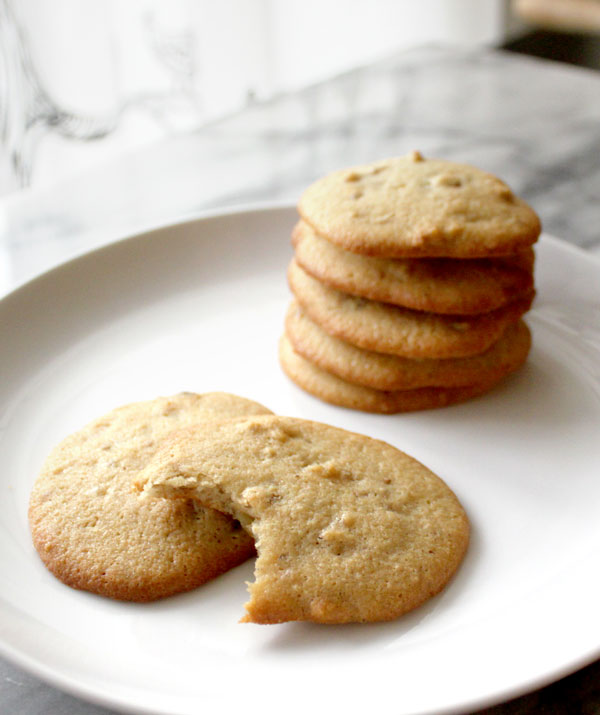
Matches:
[267,0,508,92]
[2,0,512,190]
[193,0,510,114]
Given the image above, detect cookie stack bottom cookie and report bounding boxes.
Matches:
[280,332,521,414]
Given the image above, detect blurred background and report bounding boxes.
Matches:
[0,0,598,196]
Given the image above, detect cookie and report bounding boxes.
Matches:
[285,302,531,391]
[298,152,541,258]
[288,259,534,359]
[292,220,534,314]
[279,335,507,413]
[29,392,272,601]
[138,414,469,623]
[499,248,535,273]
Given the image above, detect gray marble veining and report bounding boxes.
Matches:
[2,44,600,295]
[1,44,599,715]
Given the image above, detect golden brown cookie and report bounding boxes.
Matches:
[498,248,536,273]
[138,414,469,624]
[284,302,531,391]
[298,152,541,258]
[288,259,534,359]
[279,335,507,413]
[28,392,272,601]
[292,220,534,314]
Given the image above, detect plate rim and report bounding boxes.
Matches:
[0,200,296,302]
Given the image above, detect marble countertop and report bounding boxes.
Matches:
[1,45,599,714]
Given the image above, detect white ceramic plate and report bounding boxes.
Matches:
[1,206,599,715]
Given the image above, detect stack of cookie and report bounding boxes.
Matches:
[280,152,540,413]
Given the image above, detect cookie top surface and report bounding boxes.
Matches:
[285,301,532,391]
[293,220,534,314]
[138,415,469,624]
[29,392,272,601]
[279,335,508,414]
[288,259,533,359]
[298,152,541,258]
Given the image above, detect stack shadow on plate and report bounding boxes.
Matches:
[280,152,541,413]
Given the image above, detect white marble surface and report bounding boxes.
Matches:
[1,45,600,714]
[3,43,600,296]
